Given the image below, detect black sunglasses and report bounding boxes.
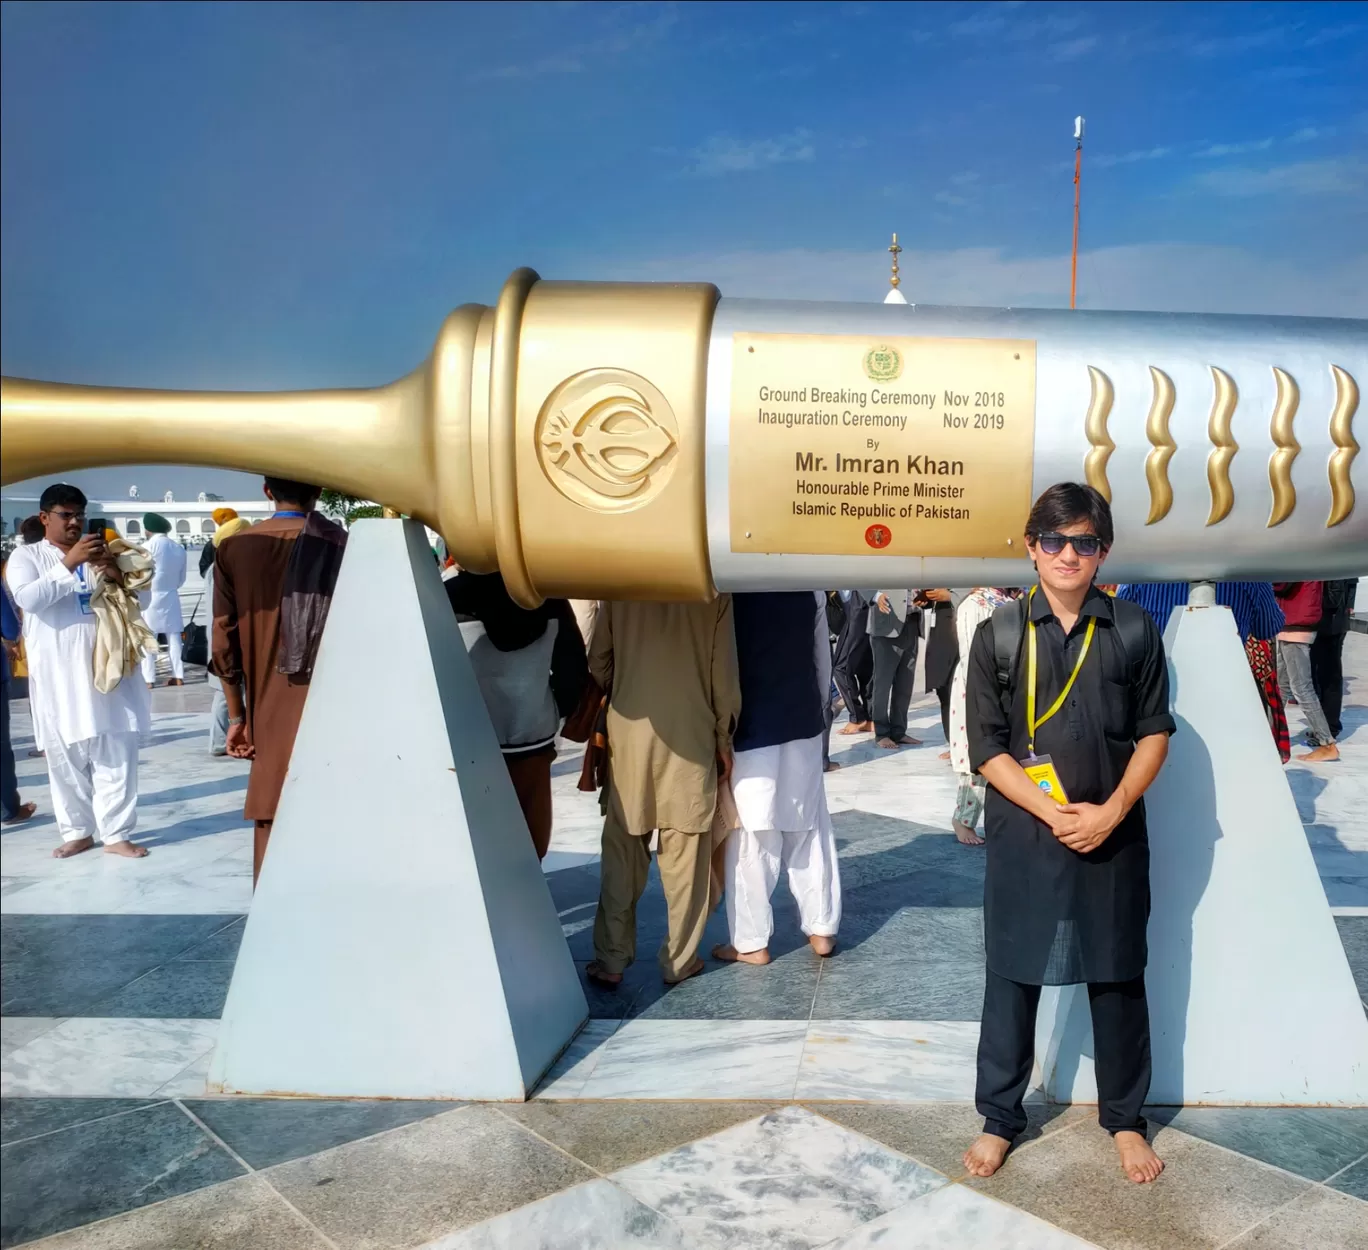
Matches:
[1033,531,1103,557]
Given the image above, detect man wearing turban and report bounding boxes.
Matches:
[139,513,188,687]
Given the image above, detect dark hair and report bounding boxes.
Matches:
[38,483,87,512]
[1025,482,1113,549]
[19,515,45,543]
[263,476,321,507]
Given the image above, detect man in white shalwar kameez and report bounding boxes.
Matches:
[715,591,841,964]
[4,485,151,858]
[138,514,187,686]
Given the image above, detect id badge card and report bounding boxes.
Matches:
[75,568,94,616]
[1022,754,1069,805]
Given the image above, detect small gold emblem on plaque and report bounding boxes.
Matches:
[535,368,678,513]
[862,344,904,381]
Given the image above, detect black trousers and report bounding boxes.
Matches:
[935,683,952,743]
[870,626,918,741]
[0,680,18,819]
[832,615,873,725]
[976,967,1152,1140]
[1309,631,1346,739]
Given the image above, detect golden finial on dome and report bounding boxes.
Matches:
[888,232,903,289]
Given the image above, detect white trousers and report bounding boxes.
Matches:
[140,631,184,683]
[724,804,842,954]
[45,731,140,845]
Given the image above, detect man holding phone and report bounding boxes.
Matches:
[4,484,151,858]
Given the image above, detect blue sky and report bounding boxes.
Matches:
[3,0,1365,501]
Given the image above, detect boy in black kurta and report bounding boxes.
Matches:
[962,483,1175,1185]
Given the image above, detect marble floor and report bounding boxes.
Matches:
[3,640,1368,1248]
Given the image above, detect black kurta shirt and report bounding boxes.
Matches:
[966,585,1175,985]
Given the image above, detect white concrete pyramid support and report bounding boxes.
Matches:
[208,519,587,1099]
[1036,601,1368,1105]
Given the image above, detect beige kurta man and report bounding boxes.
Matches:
[588,598,741,985]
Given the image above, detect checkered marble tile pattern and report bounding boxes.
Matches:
[3,644,1367,1247]
[7,1099,1365,1250]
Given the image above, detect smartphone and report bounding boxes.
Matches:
[87,518,105,535]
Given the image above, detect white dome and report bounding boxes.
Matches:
[883,288,908,305]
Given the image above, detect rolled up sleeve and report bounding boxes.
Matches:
[966,617,1013,773]
[1132,613,1177,739]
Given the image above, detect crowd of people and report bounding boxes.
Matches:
[0,477,1358,1187]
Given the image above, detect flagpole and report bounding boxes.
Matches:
[1070,115,1085,310]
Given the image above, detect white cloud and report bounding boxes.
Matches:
[1051,35,1098,61]
[1191,157,1366,197]
[1194,138,1276,158]
[1303,22,1366,48]
[934,171,981,208]
[1093,146,1172,168]
[1186,28,1292,58]
[687,130,816,177]
[471,5,677,80]
[949,6,1083,41]
[587,242,1368,318]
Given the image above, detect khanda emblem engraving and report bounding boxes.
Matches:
[535,369,680,512]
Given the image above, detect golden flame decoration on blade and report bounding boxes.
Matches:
[1205,366,1239,526]
[1267,366,1301,528]
[1327,364,1360,528]
[1144,366,1176,525]
[1083,366,1115,502]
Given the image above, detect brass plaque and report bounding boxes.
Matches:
[730,332,1037,557]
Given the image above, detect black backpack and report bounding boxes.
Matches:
[988,592,1150,707]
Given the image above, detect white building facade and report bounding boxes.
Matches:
[1,493,274,548]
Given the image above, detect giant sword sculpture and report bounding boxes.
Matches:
[3,270,1363,596]
[2,269,1365,1104]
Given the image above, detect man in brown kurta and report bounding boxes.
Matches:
[211,482,319,886]
[587,597,741,985]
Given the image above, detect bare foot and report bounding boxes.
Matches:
[963,1133,1012,1177]
[839,721,873,736]
[824,761,842,773]
[897,735,922,746]
[877,737,900,749]
[939,750,951,760]
[1298,743,1339,762]
[168,678,184,686]
[585,960,622,989]
[953,820,984,846]
[664,957,705,985]
[808,934,836,957]
[3,801,37,826]
[53,837,96,859]
[1115,1131,1164,1183]
[712,943,771,965]
[104,840,149,858]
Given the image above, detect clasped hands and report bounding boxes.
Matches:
[1047,794,1125,854]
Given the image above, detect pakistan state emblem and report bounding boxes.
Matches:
[862,344,903,381]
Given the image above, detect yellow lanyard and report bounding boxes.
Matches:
[1025,586,1096,756]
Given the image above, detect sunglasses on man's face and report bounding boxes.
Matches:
[48,509,86,522]
[1033,531,1103,558]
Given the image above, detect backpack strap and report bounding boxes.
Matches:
[991,590,1148,697]
[1108,596,1151,682]
[989,595,1029,698]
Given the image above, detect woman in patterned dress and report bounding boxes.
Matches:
[948,587,1020,845]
